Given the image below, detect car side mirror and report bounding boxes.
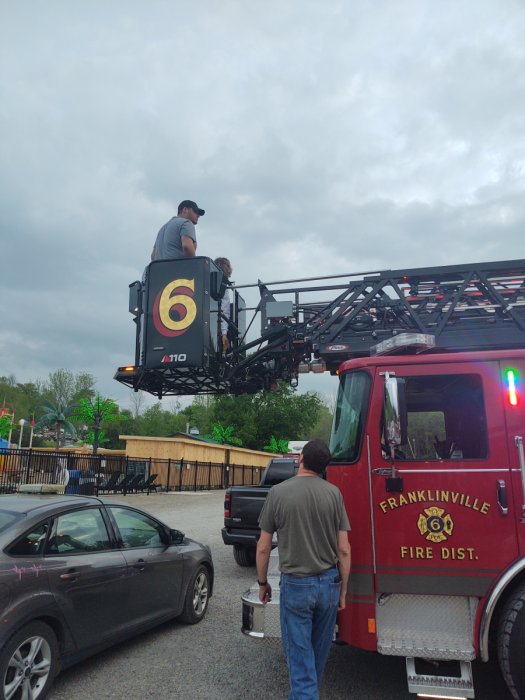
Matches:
[170,528,185,545]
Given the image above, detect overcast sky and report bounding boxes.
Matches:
[1,1,525,412]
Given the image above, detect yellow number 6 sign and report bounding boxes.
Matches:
[153,278,197,337]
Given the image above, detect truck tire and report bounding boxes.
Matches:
[233,545,255,567]
[497,582,525,700]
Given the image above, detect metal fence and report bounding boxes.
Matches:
[0,449,265,495]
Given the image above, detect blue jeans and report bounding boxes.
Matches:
[280,568,340,700]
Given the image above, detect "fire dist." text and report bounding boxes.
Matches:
[400,546,478,560]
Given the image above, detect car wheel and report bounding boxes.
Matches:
[0,621,59,700]
[178,565,210,625]
[233,545,255,567]
[497,582,525,700]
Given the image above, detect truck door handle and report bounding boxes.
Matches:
[497,480,509,516]
[515,436,525,519]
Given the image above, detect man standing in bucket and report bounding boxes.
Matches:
[151,199,205,261]
[256,439,351,699]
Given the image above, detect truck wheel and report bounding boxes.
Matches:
[497,582,525,700]
[233,545,255,567]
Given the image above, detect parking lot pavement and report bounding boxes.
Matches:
[48,491,512,700]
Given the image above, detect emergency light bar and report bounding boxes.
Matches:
[371,333,436,356]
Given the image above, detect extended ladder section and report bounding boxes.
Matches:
[115,258,525,397]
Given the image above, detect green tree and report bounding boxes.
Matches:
[212,383,322,451]
[135,403,186,437]
[211,393,258,446]
[0,414,13,440]
[101,409,135,450]
[87,429,110,449]
[34,400,77,448]
[304,400,334,442]
[129,389,146,418]
[180,395,214,436]
[0,377,43,434]
[74,395,121,454]
[263,436,290,454]
[206,422,243,446]
[45,369,95,406]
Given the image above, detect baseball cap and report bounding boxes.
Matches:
[179,200,205,216]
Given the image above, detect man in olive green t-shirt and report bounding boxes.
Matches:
[257,440,351,700]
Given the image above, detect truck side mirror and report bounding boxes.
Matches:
[383,375,407,492]
[383,375,407,451]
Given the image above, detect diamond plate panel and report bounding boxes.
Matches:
[376,594,476,660]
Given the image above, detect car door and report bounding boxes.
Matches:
[107,506,184,623]
[3,521,55,622]
[44,506,130,650]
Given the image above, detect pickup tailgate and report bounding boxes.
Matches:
[222,486,270,546]
[229,486,269,524]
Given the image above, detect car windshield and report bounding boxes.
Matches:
[329,370,371,462]
[0,509,23,534]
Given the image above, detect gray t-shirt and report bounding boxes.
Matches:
[258,475,350,577]
[153,216,197,260]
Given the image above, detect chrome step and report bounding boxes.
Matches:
[406,657,474,698]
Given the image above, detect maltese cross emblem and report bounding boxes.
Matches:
[417,506,454,543]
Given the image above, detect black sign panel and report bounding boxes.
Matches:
[143,257,213,370]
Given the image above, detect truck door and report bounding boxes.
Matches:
[328,369,376,651]
[369,360,519,602]
[502,357,525,555]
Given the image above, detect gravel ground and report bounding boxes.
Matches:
[47,491,512,700]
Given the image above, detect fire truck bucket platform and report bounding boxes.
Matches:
[406,657,474,698]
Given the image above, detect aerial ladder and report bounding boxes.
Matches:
[115,257,525,397]
[116,257,525,699]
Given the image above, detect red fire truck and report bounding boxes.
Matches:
[116,258,525,699]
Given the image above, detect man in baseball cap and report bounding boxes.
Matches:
[151,199,205,261]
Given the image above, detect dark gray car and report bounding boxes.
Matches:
[0,494,213,700]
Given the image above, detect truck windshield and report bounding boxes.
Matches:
[330,371,371,462]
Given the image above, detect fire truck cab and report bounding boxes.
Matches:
[243,335,525,699]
